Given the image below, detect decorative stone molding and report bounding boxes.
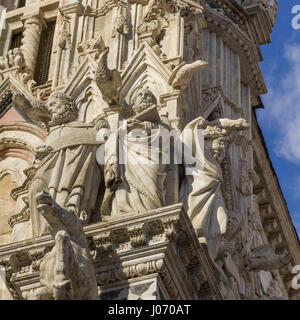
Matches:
[8,207,30,228]
[201,86,246,119]
[8,167,37,229]
[77,36,105,63]
[0,204,222,300]
[205,4,267,96]
[96,258,165,286]
[56,13,71,51]
[112,1,129,38]
[127,224,148,247]
[137,0,169,50]
[0,81,12,108]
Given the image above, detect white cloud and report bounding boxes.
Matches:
[259,44,300,163]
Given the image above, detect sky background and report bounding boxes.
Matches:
[257,0,300,236]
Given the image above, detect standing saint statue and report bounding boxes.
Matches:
[101,87,173,219]
[29,92,106,236]
[179,116,249,298]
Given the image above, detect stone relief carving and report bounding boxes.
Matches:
[239,160,252,196]
[0,48,37,95]
[112,1,130,38]
[137,0,169,52]
[56,13,72,51]
[0,49,25,72]
[77,36,106,63]
[248,195,263,238]
[168,0,204,16]
[263,275,287,300]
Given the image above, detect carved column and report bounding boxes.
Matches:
[20,15,44,76]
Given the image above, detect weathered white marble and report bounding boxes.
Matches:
[0,0,298,301]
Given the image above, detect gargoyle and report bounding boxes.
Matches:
[240,245,291,273]
[12,92,51,124]
[24,192,98,300]
[95,47,122,106]
[169,60,208,91]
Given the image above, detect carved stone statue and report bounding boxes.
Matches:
[180,116,249,249]
[101,87,172,219]
[179,116,249,298]
[24,192,98,300]
[27,92,106,236]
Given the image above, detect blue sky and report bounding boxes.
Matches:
[257,0,300,236]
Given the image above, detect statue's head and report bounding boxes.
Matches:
[225,210,243,241]
[211,136,227,163]
[131,87,157,114]
[47,92,78,125]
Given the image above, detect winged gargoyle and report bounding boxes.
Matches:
[12,92,51,124]
[95,47,122,106]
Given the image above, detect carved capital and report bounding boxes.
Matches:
[127,224,147,248]
[77,36,106,63]
[8,208,30,228]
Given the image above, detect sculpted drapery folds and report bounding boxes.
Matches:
[28,92,106,237]
[180,116,249,248]
[179,116,249,298]
[0,0,293,302]
[101,87,172,219]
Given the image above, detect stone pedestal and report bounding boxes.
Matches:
[0,204,222,300]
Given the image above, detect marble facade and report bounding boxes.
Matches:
[0,0,299,300]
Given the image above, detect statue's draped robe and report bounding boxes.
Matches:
[179,118,241,298]
[179,118,228,261]
[29,121,102,236]
[101,121,169,219]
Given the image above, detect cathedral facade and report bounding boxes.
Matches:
[0,0,299,300]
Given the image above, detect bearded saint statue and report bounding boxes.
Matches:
[29,92,105,236]
[101,87,173,219]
